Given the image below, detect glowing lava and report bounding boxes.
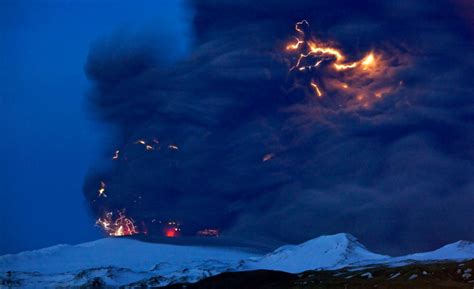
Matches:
[164,221,181,237]
[96,210,138,236]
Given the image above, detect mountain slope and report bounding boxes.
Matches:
[394,240,474,263]
[243,233,389,273]
[0,238,256,274]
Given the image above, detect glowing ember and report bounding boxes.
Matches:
[145,144,154,151]
[135,139,156,151]
[98,181,106,198]
[96,210,138,236]
[112,150,120,160]
[262,153,274,162]
[286,20,404,108]
[196,228,220,237]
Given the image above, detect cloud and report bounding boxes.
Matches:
[84,0,474,254]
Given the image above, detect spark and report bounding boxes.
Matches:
[168,144,179,150]
[262,153,274,162]
[112,150,120,160]
[196,229,220,237]
[135,139,155,151]
[98,181,107,198]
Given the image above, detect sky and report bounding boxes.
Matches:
[1,0,473,256]
[0,0,191,255]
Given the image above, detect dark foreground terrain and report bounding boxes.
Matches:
[162,259,474,289]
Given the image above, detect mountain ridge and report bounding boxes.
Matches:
[1,233,473,288]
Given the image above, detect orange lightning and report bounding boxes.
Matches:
[96,210,138,236]
[286,20,404,109]
[294,19,309,34]
[286,37,304,50]
[310,82,323,97]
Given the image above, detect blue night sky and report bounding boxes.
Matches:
[0,0,190,254]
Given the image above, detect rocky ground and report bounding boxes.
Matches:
[162,259,474,289]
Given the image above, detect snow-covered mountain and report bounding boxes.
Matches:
[243,233,388,273]
[390,240,474,264]
[1,234,473,288]
[0,238,257,288]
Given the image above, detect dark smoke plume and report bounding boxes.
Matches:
[84,0,474,254]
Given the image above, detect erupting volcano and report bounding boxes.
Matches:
[79,0,473,256]
[86,17,409,241]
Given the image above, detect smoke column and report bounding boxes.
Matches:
[84,0,474,254]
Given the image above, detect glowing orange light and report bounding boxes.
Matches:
[286,37,304,50]
[286,20,402,109]
[310,82,323,97]
[294,19,309,34]
[96,210,138,236]
[165,229,178,237]
[164,221,181,238]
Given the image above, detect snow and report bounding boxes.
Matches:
[243,233,388,273]
[392,240,474,263]
[1,233,473,287]
[408,273,418,280]
[0,238,256,274]
[0,238,258,288]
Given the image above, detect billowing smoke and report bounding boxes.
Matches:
[84,0,474,254]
